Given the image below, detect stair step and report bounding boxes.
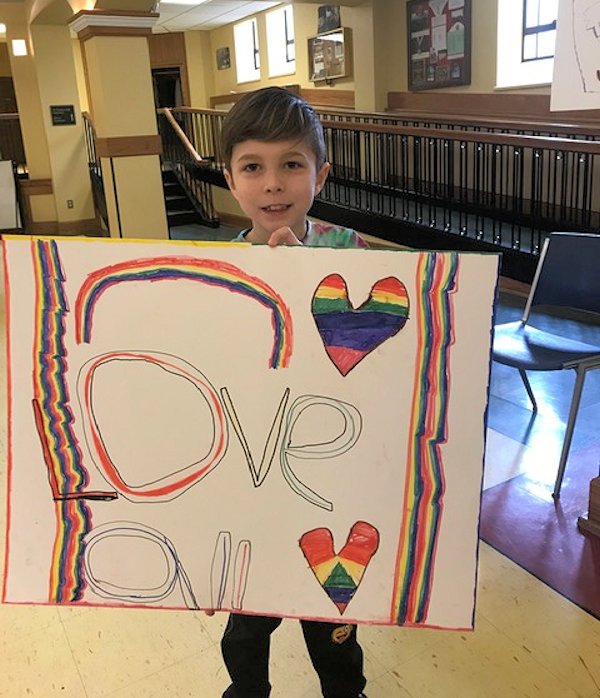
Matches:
[165,196,191,212]
[168,211,202,226]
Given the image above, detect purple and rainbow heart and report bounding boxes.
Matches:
[311,274,409,375]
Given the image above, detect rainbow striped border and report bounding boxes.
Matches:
[32,239,91,603]
[392,252,458,625]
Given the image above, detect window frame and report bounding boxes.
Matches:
[266,4,296,78]
[496,0,556,89]
[233,17,261,85]
[521,0,558,63]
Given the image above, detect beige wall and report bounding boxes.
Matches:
[71,37,88,113]
[187,0,552,109]
[184,30,214,108]
[30,24,93,222]
[203,2,356,101]
[378,0,550,96]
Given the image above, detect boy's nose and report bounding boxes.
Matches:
[264,171,284,192]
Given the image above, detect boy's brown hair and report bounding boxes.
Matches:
[220,87,326,172]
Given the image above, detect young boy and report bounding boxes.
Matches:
[219,87,368,698]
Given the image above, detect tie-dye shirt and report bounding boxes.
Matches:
[234,220,369,249]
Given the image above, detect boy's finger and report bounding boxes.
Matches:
[268,227,303,247]
[204,609,216,616]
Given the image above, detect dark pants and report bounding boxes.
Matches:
[221,613,366,698]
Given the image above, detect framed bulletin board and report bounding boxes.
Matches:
[407,0,471,91]
[308,28,352,83]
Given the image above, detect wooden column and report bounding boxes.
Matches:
[69,10,168,239]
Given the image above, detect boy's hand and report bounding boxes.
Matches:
[268,227,303,247]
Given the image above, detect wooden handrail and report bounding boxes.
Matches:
[166,106,600,155]
[320,118,600,155]
[158,108,205,163]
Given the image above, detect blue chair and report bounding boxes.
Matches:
[492,232,600,498]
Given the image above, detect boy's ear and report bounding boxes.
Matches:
[224,168,235,191]
[314,161,330,195]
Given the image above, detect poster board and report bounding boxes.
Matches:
[1,236,498,629]
[0,161,19,230]
[551,0,600,112]
[308,28,352,83]
[407,0,471,91]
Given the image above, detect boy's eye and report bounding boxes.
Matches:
[285,160,303,170]
[241,163,260,173]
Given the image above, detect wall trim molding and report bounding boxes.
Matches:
[25,219,105,236]
[95,134,162,158]
[69,10,158,40]
[20,178,53,196]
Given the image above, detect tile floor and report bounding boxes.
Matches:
[1,227,599,697]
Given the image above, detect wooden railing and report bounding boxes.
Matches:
[157,108,219,224]
[317,119,600,274]
[82,112,108,227]
[159,104,600,281]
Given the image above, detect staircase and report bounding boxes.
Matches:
[162,168,204,228]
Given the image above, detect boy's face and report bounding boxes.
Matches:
[224,138,330,243]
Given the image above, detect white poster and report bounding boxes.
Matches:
[551,0,600,111]
[1,236,498,630]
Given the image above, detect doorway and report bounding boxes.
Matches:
[152,68,184,108]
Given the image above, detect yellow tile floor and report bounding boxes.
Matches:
[1,277,599,697]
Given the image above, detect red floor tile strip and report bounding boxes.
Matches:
[480,443,600,619]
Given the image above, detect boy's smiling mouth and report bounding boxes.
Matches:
[262,204,291,212]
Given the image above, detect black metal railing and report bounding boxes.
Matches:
[158,106,600,280]
[157,108,221,223]
[318,121,599,258]
[315,107,600,141]
[82,112,108,227]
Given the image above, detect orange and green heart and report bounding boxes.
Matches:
[311,274,409,376]
[299,521,380,613]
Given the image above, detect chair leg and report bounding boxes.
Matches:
[518,369,538,412]
[553,368,587,499]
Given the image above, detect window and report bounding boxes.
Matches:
[522,0,558,61]
[266,5,295,77]
[496,0,558,89]
[234,18,260,84]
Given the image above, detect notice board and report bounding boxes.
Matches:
[407,0,471,91]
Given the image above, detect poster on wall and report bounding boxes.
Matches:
[1,236,498,629]
[407,0,471,91]
[551,0,600,111]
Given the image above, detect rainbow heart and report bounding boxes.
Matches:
[299,521,380,614]
[311,274,409,376]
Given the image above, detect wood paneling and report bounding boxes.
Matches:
[210,85,301,110]
[208,85,355,111]
[148,33,190,106]
[300,89,354,109]
[95,134,162,158]
[148,33,187,67]
[20,179,53,196]
[387,91,600,126]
